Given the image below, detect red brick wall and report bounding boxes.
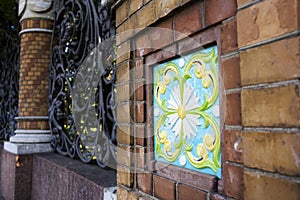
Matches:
[115,0,300,199]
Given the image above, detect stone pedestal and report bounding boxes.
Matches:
[5,117,52,154]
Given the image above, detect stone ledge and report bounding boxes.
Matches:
[32,153,116,200]
[4,142,52,155]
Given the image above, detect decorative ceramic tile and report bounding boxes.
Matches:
[153,46,221,178]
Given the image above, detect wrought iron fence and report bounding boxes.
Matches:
[0,6,20,141]
[49,0,116,168]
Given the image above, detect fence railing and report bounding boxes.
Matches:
[0,8,20,141]
[48,0,117,168]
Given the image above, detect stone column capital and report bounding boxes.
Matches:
[18,0,55,22]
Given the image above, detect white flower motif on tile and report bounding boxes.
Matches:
[167,84,200,139]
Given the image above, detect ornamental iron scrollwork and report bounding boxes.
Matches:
[49,0,116,168]
[0,6,20,141]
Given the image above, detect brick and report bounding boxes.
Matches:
[223,130,243,163]
[137,172,153,195]
[129,0,143,16]
[117,103,132,123]
[205,0,237,26]
[117,20,136,44]
[135,33,152,57]
[117,41,131,64]
[116,1,129,26]
[128,191,139,200]
[136,1,156,29]
[117,125,133,145]
[174,2,202,41]
[124,15,137,32]
[135,102,145,123]
[136,147,145,168]
[135,81,144,101]
[145,44,177,65]
[117,165,134,187]
[178,26,221,55]
[135,124,145,146]
[135,59,144,79]
[156,0,180,18]
[244,170,300,200]
[151,18,173,50]
[224,92,241,125]
[117,145,133,166]
[240,36,300,86]
[241,85,299,127]
[178,184,207,200]
[116,83,131,102]
[237,0,257,7]
[221,55,241,90]
[117,62,131,83]
[117,21,125,37]
[217,179,224,195]
[221,18,238,54]
[154,175,175,200]
[243,132,300,176]
[155,162,217,192]
[223,164,244,199]
[117,186,129,199]
[237,0,299,47]
[117,188,139,200]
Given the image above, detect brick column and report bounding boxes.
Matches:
[4,0,55,154]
